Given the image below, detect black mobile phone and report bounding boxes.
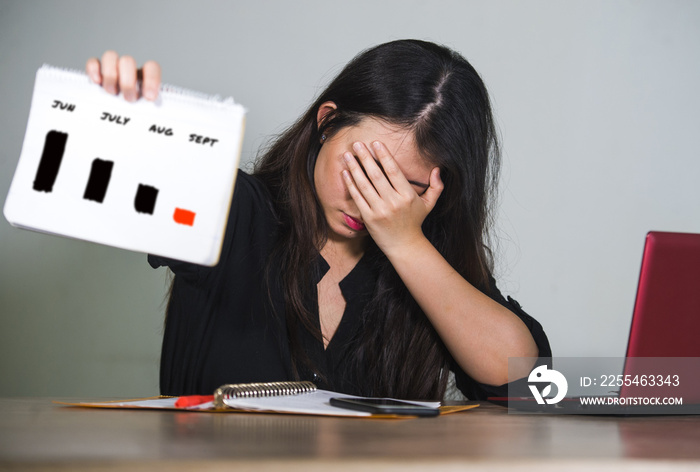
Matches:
[329,397,440,417]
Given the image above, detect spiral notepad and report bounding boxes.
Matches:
[4,64,246,266]
[213,381,317,408]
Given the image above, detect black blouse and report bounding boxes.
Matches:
[149,170,551,399]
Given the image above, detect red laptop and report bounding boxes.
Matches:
[497,231,700,414]
[620,231,700,404]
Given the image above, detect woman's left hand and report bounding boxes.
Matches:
[341,141,443,256]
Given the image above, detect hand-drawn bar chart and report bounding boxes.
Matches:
[32,130,195,225]
[4,65,245,265]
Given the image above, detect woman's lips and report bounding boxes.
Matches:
[343,213,366,231]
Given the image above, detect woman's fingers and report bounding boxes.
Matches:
[141,60,161,101]
[342,150,380,207]
[422,168,444,212]
[84,51,161,101]
[100,50,120,95]
[341,168,371,213]
[85,57,102,85]
[369,141,415,195]
[349,142,395,201]
[118,55,138,102]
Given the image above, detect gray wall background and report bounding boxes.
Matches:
[1,0,699,397]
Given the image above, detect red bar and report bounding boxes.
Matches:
[173,208,196,226]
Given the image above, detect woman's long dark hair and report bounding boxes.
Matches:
[254,40,500,400]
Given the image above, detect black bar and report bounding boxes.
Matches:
[83,159,114,203]
[33,130,68,192]
[134,184,158,214]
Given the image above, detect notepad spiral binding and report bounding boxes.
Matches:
[213,381,317,409]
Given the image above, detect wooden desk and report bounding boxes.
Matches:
[1,398,699,471]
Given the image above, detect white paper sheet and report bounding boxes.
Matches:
[74,390,441,417]
[4,65,246,266]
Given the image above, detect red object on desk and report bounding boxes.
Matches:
[174,395,214,408]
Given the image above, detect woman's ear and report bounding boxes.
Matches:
[316,101,337,130]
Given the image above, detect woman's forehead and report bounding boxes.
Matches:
[340,118,432,173]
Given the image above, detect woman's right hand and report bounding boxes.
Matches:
[85,51,161,102]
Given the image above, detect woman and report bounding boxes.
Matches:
[87,40,550,400]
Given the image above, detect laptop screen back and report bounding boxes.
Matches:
[621,231,700,401]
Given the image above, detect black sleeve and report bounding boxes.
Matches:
[454,276,552,400]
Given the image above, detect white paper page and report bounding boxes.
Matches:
[4,65,246,266]
[221,389,441,416]
[75,391,440,417]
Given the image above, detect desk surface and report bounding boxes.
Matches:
[1,398,700,471]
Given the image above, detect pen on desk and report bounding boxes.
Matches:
[174,395,214,408]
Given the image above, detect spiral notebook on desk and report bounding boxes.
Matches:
[57,381,473,418]
[4,64,246,266]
